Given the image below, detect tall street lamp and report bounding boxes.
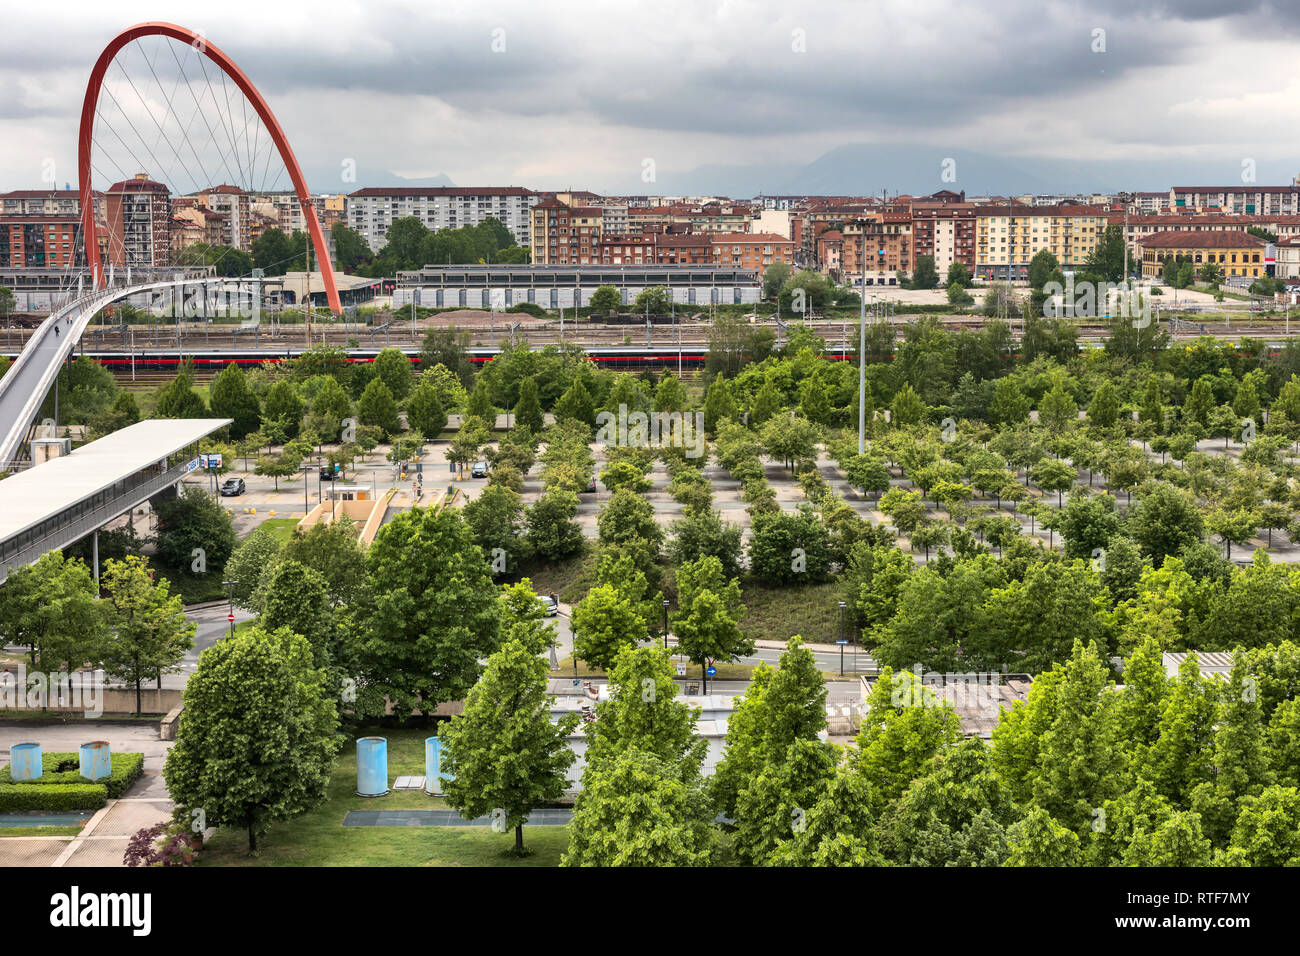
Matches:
[662,598,670,649]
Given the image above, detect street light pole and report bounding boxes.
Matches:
[858,227,867,454]
[662,599,670,649]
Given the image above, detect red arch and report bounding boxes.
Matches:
[78,21,342,314]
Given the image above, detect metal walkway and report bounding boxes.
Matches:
[0,278,226,469]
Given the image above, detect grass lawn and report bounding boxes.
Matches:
[0,825,84,837]
[253,517,300,544]
[198,727,569,866]
[512,550,596,605]
[739,580,845,645]
[155,566,227,605]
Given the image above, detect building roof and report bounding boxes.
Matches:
[1173,185,1299,194]
[1162,652,1234,679]
[107,177,169,194]
[1137,230,1267,249]
[709,231,792,243]
[0,419,232,543]
[975,204,1109,217]
[349,186,534,198]
[1109,214,1261,226]
[0,190,86,201]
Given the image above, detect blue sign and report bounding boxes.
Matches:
[706,666,717,677]
[835,640,849,646]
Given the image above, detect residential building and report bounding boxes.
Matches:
[653,231,713,265]
[1170,185,1300,216]
[841,214,914,285]
[0,189,98,270]
[911,203,976,276]
[104,173,171,268]
[596,233,655,265]
[348,186,536,253]
[709,232,795,271]
[530,196,604,265]
[191,184,252,252]
[1136,230,1269,280]
[975,204,1109,280]
[1274,238,1300,280]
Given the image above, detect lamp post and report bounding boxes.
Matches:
[662,598,670,649]
[222,580,240,639]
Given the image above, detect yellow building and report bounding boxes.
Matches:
[975,204,1109,281]
[1136,231,1268,280]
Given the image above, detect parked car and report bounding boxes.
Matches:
[471,461,489,479]
[581,478,597,494]
[219,477,245,497]
[320,466,337,481]
[541,593,560,617]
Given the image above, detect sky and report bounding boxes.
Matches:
[2,0,1299,197]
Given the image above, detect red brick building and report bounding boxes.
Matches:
[709,231,795,270]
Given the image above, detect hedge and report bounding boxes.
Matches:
[0,783,106,812]
[0,752,144,799]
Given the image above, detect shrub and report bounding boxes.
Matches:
[0,783,106,812]
[0,751,144,799]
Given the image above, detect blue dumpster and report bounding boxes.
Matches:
[80,741,112,781]
[355,737,389,797]
[10,742,41,781]
[423,736,452,794]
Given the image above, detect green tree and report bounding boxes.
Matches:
[671,555,753,686]
[153,484,237,577]
[163,625,340,853]
[154,364,207,418]
[405,380,448,439]
[353,505,501,717]
[207,365,261,439]
[100,556,195,715]
[526,490,585,561]
[589,285,622,313]
[440,637,579,855]
[1087,381,1120,429]
[0,552,107,675]
[357,378,400,437]
[512,375,545,434]
[572,584,647,672]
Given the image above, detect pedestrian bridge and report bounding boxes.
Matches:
[0,418,230,584]
[0,278,237,470]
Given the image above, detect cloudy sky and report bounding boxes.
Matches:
[2,0,1299,197]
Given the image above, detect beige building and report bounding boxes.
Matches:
[976,204,1109,280]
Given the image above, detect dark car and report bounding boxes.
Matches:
[319,466,337,481]
[471,461,488,479]
[219,477,245,497]
[581,478,597,494]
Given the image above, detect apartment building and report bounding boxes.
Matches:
[841,214,914,285]
[1274,238,1300,281]
[654,232,713,265]
[530,196,604,265]
[596,233,655,265]
[1108,213,1265,254]
[709,232,795,271]
[911,203,976,275]
[348,186,536,252]
[191,185,252,253]
[170,198,227,254]
[1170,185,1300,216]
[104,174,171,268]
[0,189,97,269]
[975,204,1108,280]
[1136,231,1269,280]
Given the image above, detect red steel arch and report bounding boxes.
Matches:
[78,21,342,314]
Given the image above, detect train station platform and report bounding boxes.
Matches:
[0,418,231,583]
